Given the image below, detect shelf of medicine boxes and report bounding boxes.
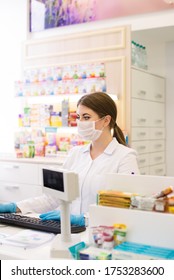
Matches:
[16,96,79,130]
[14,76,107,98]
[15,78,107,131]
[14,78,107,122]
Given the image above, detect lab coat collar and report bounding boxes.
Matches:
[103,138,118,155]
[82,138,118,155]
[82,143,91,153]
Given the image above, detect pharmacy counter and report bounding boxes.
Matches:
[0,214,88,260]
[0,153,67,165]
[89,174,174,250]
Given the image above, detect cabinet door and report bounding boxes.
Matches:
[149,152,165,166]
[132,98,165,128]
[137,154,149,168]
[131,140,150,154]
[132,68,165,102]
[131,99,150,127]
[149,140,165,153]
[150,75,165,102]
[149,102,165,127]
[0,162,39,185]
[139,166,149,175]
[132,69,150,100]
[131,127,149,141]
[0,182,42,203]
[149,164,166,176]
[149,127,165,140]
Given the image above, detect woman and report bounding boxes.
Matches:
[0,92,139,224]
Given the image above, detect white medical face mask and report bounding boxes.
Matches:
[77,118,104,141]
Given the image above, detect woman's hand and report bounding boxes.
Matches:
[39,210,61,221]
[39,210,85,226]
[0,202,17,213]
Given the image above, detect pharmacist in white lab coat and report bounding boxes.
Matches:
[0,92,139,225]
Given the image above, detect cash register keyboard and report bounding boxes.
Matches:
[0,213,86,234]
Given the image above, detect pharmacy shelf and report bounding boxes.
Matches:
[89,174,174,249]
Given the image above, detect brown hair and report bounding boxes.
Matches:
[77,92,127,146]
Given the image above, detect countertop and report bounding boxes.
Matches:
[0,153,67,165]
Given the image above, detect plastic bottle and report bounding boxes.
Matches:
[143,46,148,70]
[140,45,144,69]
[131,41,136,66]
[139,45,143,69]
[134,43,140,67]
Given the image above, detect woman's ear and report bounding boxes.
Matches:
[104,115,111,127]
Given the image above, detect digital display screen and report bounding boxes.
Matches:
[43,169,64,192]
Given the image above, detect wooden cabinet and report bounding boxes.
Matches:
[130,68,166,175]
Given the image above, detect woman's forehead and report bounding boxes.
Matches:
[77,104,97,115]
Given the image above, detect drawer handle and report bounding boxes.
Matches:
[154,157,162,161]
[155,169,164,174]
[3,165,19,169]
[155,132,163,136]
[138,118,147,123]
[155,119,163,123]
[155,144,162,148]
[5,185,20,190]
[138,132,146,136]
[138,146,146,150]
[138,90,146,96]
[155,94,162,99]
[139,159,146,163]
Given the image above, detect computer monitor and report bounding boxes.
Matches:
[41,166,81,258]
[42,167,79,202]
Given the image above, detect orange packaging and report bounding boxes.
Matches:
[153,186,173,199]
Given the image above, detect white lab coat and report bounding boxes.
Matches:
[17,138,139,214]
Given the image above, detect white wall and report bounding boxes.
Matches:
[146,43,166,77]
[166,42,174,176]
[0,0,28,154]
